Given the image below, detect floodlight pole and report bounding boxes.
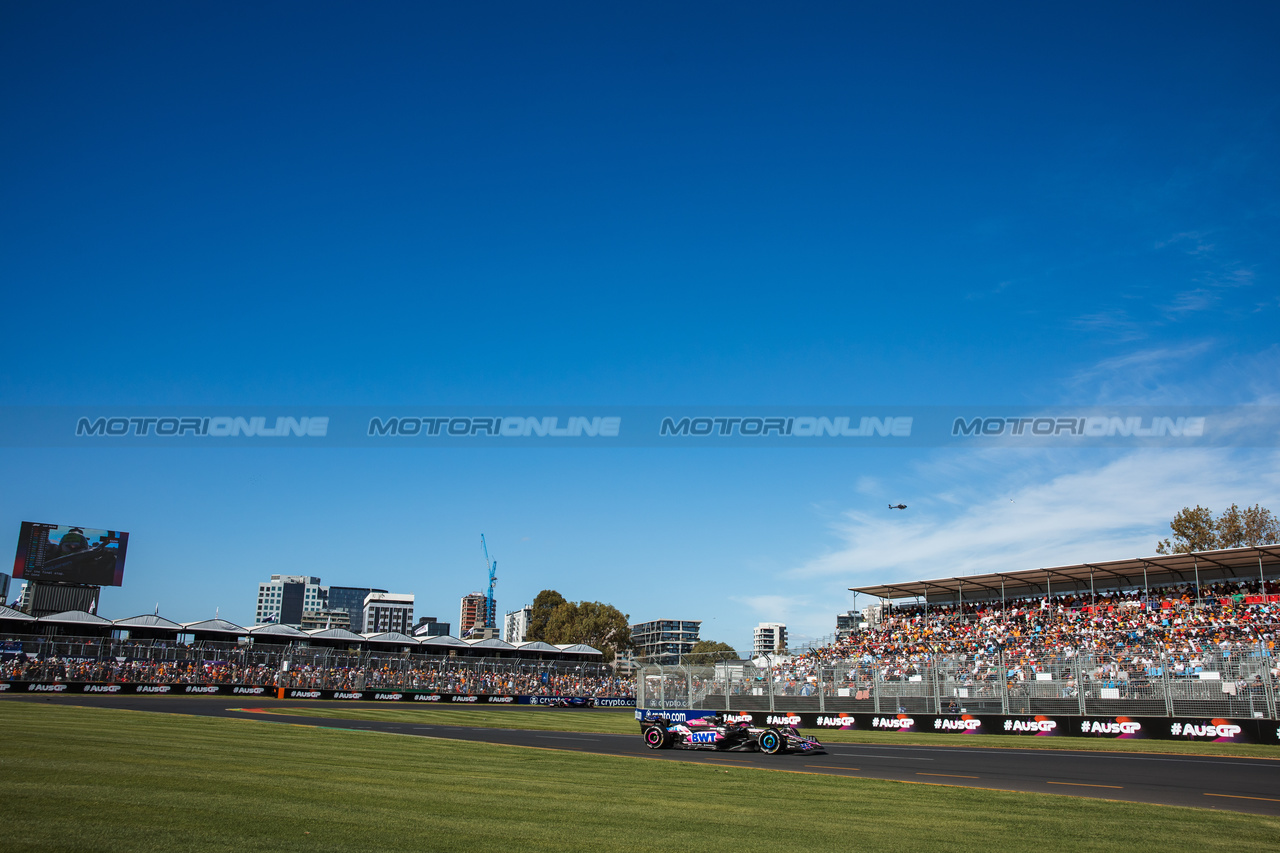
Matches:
[1193,555,1201,608]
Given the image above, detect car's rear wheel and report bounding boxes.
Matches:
[758,728,785,755]
[643,725,670,749]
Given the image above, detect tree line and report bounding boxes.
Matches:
[1156,503,1278,554]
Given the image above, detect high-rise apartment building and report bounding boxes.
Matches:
[327,585,388,633]
[459,592,488,635]
[362,592,414,634]
[753,622,788,656]
[503,605,532,643]
[255,576,326,626]
[630,619,701,664]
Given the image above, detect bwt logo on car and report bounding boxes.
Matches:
[934,718,982,731]
[289,690,322,698]
[184,686,219,694]
[334,692,364,700]
[136,685,171,693]
[660,416,912,438]
[373,693,403,701]
[233,686,265,695]
[29,683,68,692]
[766,714,802,727]
[689,732,718,744]
[413,694,442,702]
[952,415,1204,438]
[1171,722,1242,739]
[77,416,329,437]
[85,684,123,693]
[1004,719,1058,733]
[1081,720,1141,735]
[872,716,915,729]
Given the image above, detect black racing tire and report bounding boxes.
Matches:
[643,725,670,750]
[758,728,785,755]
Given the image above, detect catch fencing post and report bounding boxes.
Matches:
[818,665,825,713]
[998,651,1009,715]
[1261,641,1277,720]
[1161,657,1174,717]
[767,656,775,712]
[1075,657,1086,716]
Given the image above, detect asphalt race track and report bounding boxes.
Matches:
[9,695,1280,816]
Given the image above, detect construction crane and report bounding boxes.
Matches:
[479,534,498,630]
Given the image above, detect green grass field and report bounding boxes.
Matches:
[3,701,1279,852]
[259,703,1280,758]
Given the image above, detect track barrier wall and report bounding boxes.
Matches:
[1,681,635,705]
[633,708,1280,745]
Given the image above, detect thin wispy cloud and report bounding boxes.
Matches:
[780,448,1280,638]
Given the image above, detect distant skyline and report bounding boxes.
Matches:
[2,3,1277,651]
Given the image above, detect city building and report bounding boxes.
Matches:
[363,592,414,634]
[255,575,326,626]
[413,616,450,637]
[301,609,351,630]
[836,610,868,640]
[459,592,487,635]
[327,585,388,633]
[630,619,701,664]
[503,605,532,644]
[753,622,788,656]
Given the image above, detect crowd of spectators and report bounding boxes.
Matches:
[0,644,634,698]
[766,579,1280,696]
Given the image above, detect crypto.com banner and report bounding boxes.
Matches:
[1,406,1276,447]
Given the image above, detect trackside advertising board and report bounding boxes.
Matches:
[632,710,1280,744]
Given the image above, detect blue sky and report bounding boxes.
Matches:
[2,3,1278,649]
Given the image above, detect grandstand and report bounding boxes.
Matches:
[636,545,1280,720]
[0,604,631,698]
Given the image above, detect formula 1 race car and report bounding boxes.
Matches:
[547,696,595,708]
[639,714,823,755]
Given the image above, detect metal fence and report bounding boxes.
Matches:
[0,633,632,697]
[636,643,1279,719]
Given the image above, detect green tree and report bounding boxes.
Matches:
[684,640,738,665]
[543,600,632,662]
[526,589,566,642]
[1156,504,1278,553]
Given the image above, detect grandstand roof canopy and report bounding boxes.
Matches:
[114,614,182,629]
[0,604,36,622]
[40,610,112,625]
[850,544,1280,603]
[362,631,417,644]
[249,623,307,637]
[182,618,248,634]
[554,643,603,656]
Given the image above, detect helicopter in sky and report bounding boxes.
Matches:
[888,503,908,510]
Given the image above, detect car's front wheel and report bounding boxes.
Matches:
[758,728,785,755]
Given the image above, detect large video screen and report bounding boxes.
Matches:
[12,522,129,587]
